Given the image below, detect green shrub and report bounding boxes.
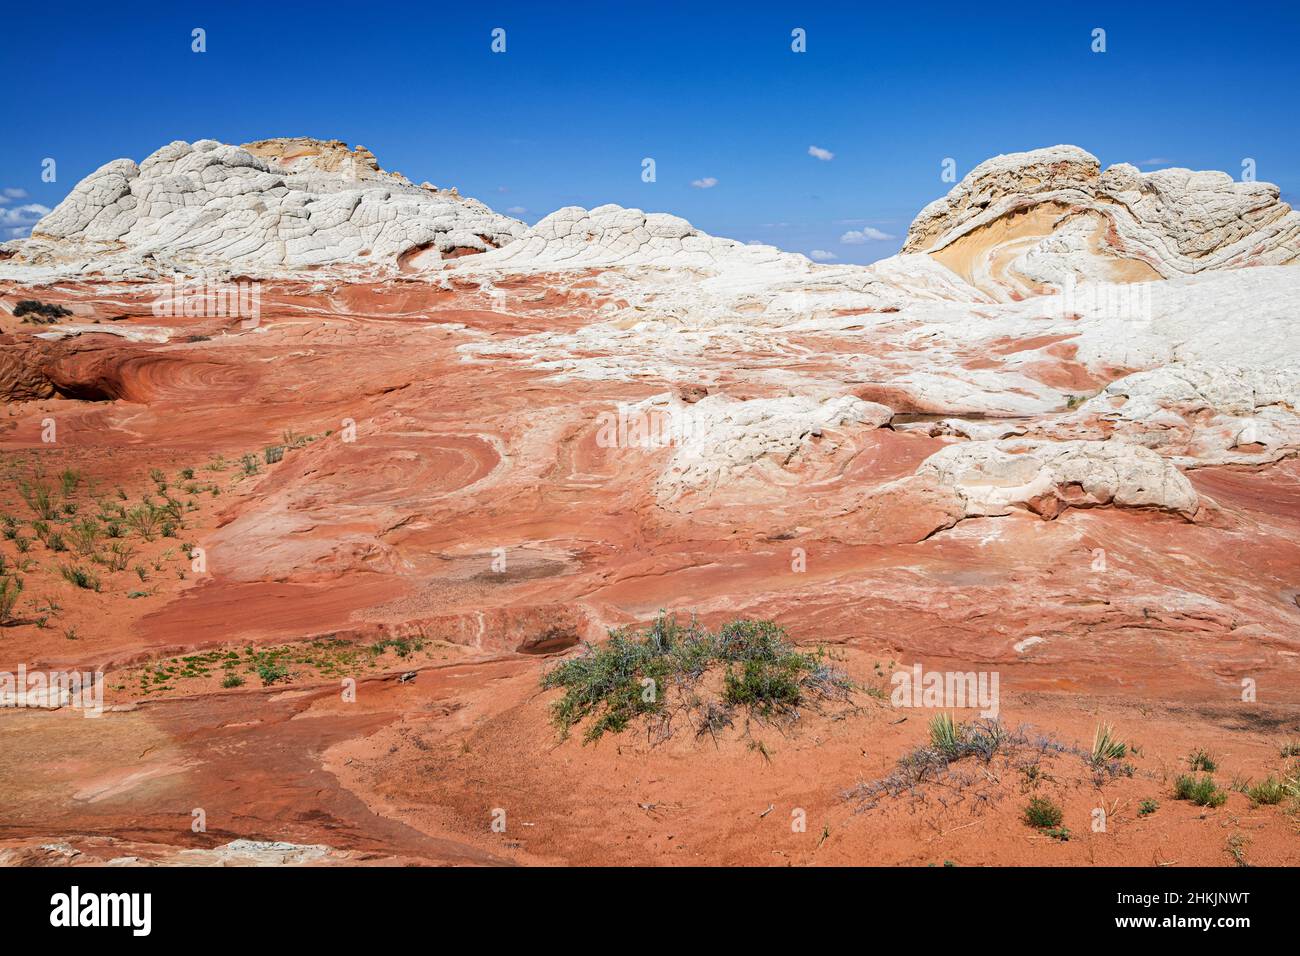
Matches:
[1138,798,1159,816]
[58,564,101,591]
[18,478,58,520]
[541,614,850,743]
[1246,776,1285,806]
[1174,773,1227,807]
[0,574,23,624]
[1023,796,1064,829]
[221,672,246,689]
[256,659,290,686]
[1187,749,1217,772]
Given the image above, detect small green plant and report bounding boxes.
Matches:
[256,659,290,686]
[1187,749,1217,771]
[1044,826,1071,842]
[13,535,30,553]
[1091,723,1128,764]
[1246,776,1285,806]
[1138,798,1159,816]
[59,468,83,497]
[221,672,245,689]
[18,478,59,521]
[928,713,962,759]
[58,564,102,592]
[241,454,260,476]
[126,505,162,541]
[264,445,285,465]
[1280,741,1300,758]
[1174,773,1227,807]
[0,574,23,624]
[105,541,136,572]
[1023,796,1064,830]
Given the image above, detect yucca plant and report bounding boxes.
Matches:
[928,713,962,759]
[1092,723,1128,764]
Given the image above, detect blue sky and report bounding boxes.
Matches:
[6,0,1299,263]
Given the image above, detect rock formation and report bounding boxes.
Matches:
[1,139,1299,867]
[903,145,1300,299]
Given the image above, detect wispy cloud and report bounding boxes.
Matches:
[3,187,28,200]
[1135,157,1172,168]
[690,177,718,189]
[808,249,837,261]
[808,145,834,162]
[506,206,527,215]
[1,203,50,238]
[840,227,895,243]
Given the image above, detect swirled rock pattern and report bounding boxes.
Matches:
[903,145,1300,299]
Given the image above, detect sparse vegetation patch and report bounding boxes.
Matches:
[540,614,852,744]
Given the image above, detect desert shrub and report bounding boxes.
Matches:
[221,672,246,689]
[58,468,82,497]
[1174,773,1227,807]
[45,532,67,553]
[540,614,851,743]
[256,659,290,686]
[58,564,101,592]
[1187,749,1217,771]
[241,454,260,476]
[105,541,136,572]
[1246,776,1285,806]
[125,505,162,541]
[264,445,285,464]
[18,479,58,520]
[68,519,101,556]
[0,574,23,624]
[1023,796,1064,829]
[14,299,72,322]
[1138,798,1159,816]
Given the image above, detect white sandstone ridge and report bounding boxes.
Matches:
[914,438,1200,521]
[645,393,893,503]
[904,145,1300,300]
[1079,362,1300,468]
[5,137,525,277]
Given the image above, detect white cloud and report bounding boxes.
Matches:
[1136,157,1172,168]
[808,145,835,161]
[3,188,28,200]
[0,203,51,239]
[506,206,527,215]
[808,249,837,261]
[690,177,718,189]
[840,227,896,243]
